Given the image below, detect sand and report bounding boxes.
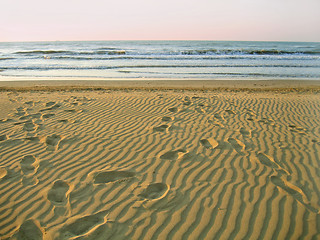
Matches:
[0,80,319,239]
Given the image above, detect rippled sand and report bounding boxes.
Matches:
[0,82,319,239]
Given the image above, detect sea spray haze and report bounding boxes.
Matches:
[0,41,320,80]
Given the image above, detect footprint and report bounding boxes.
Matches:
[15,107,27,117]
[0,134,8,141]
[162,116,173,122]
[14,219,45,240]
[64,109,77,113]
[48,180,70,205]
[46,101,56,107]
[289,125,307,135]
[208,120,224,127]
[43,113,55,119]
[258,118,275,125]
[213,113,224,120]
[160,149,186,160]
[239,127,251,137]
[40,103,61,112]
[94,170,136,184]
[139,183,170,200]
[225,109,236,114]
[180,152,209,163]
[58,119,75,124]
[19,113,42,121]
[25,101,35,106]
[168,107,178,113]
[60,210,108,238]
[45,134,62,151]
[153,124,169,133]
[270,176,318,213]
[256,152,290,175]
[23,121,38,132]
[25,136,45,142]
[195,108,206,114]
[256,152,280,169]
[200,138,218,149]
[184,96,191,101]
[20,155,39,175]
[228,137,245,154]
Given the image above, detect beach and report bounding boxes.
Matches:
[0,80,320,239]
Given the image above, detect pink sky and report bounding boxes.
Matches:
[1,0,319,42]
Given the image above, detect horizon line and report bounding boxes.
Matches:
[1,39,319,44]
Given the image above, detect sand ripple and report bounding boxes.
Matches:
[0,90,319,239]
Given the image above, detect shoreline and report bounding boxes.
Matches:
[1,79,320,92]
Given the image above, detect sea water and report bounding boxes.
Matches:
[0,41,319,80]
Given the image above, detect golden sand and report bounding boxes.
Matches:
[0,80,319,239]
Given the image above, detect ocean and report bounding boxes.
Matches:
[0,40,320,80]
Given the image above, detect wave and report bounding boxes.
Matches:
[2,64,319,71]
[180,49,320,55]
[13,49,320,57]
[0,57,15,60]
[14,50,127,56]
[15,50,73,55]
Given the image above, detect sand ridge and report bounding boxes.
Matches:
[0,88,320,239]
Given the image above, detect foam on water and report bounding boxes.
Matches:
[0,41,319,80]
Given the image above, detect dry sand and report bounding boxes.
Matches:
[0,80,320,239]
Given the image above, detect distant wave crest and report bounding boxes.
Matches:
[181,49,320,55]
[14,50,126,56]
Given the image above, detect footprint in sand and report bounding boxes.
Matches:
[289,125,307,135]
[195,108,206,114]
[258,118,275,125]
[225,109,236,114]
[228,137,246,154]
[161,116,174,122]
[0,134,8,141]
[168,107,178,113]
[139,183,170,200]
[64,109,78,113]
[256,152,290,175]
[239,127,251,137]
[208,120,224,128]
[213,113,224,120]
[256,152,279,168]
[48,180,70,205]
[14,219,45,240]
[45,134,62,151]
[25,101,35,106]
[46,101,56,107]
[160,149,186,160]
[42,113,55,119]
[180,152,209,163]
[270,175,318,213]
[153,124,169,133]
[58,119,75,124]
[15,107,27,117]
[60,210,109,238]
[40,103,61,112]
[20,155,39,175]
[94,170,136,184]
[200,138,219,149]
[23,121,38,132]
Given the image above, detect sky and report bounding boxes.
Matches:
[0,0,319,42]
